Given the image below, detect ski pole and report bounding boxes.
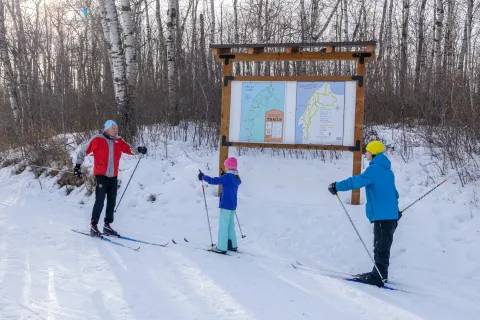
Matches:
[235,212,246,238]
[335,194,386,283]
[399,179,447,213]
[200,176,214,247]
[115,154,143,212]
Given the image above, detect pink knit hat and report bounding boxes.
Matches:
[224,157,238,170]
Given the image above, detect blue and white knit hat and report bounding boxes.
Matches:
[104,120,117,131]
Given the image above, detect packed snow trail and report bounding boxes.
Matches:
[0,135,479,319]
[0,178,419,320]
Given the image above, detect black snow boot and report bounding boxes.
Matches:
[355,271,373,278]
[90,223,101,237]
[353,272,385,287]
[103,223,120,236]
[228,239,237,252]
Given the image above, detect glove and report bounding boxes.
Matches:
[74,164,82,178]
[198,170,204,181]
[137,146,147,155]
[398,210,403,221]
[328,182,337,195]
[220,169,225,176]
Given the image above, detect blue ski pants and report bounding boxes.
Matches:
[217,209,237,251]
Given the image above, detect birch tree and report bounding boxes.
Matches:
[0,0,20,126]
[414,0,427,90]
[399,0,410,96]
[167,0,178,123]
[121,0,137,89]
[434,0,444,114]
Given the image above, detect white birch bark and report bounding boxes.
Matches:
[167,0,177,119]
[400,0,410,96]
[97,0,113,79]
[120,0,137,88]
[0,0,20,124]
[434,0,444,115]
[103,0,128,111]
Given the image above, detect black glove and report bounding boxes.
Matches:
[137,146,147,155]
[198,170,204,181]
[220,169,225,176]
[398,210,403,221]
[74,164,82,178]
[328,182,337,195]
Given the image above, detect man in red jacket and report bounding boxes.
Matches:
[74,120,147,237]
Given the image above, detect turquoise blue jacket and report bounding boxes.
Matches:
[336,153,399,222]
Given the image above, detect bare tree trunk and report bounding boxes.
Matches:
[144,0,153,80]
[414,0,427,89]
[120,0,137,89]
[200,13,209,83]
[0,0,20,125]
[208,0,216,81]
[299,0,306,43]
[102,0,131,136]
[167,0,178,124]
[155,0,167,86]
[343,0,349,73]
[233,0,240,75]
[377,0,388,61]
[458,0,473,75]
[263,0,270,75]
[399,0,410,97]
[434,0,444,116]
[255,0,263,76]
[466,0,474,111]
[98,0,114,82]
[386,0,394,89]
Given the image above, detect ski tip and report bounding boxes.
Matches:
[291,263,298,269]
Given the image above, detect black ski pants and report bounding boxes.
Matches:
[91,175,118,225]
[371,219,397,280]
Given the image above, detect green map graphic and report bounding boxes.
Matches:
[240,82,285,142]
[296,82,345,144]
[300,84,338,139]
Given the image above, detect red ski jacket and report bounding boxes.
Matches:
[76,133,138,177]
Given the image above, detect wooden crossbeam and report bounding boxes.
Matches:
[247,47,265,54]
[231,76,355,81]
[211,48,231,56]
[210,41,377,49]
[286,47,299,53]
[215,51,375,62]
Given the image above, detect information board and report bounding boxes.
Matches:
[229,81,357,146]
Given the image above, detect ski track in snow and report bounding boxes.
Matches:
[0,134,479,319]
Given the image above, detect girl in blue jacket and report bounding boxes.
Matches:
[328,140,399,287]
[198,157,241,254]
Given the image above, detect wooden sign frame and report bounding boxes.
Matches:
[211,42,376,205]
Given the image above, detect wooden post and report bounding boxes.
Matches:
[218,61,233,196]
[351,60,366,205]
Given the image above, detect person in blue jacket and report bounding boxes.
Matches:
[198,157,241,254]
[328,140,400,287]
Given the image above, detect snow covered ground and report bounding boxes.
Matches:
[0,130,479,319]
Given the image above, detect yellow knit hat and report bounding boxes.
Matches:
[365,140,385,155]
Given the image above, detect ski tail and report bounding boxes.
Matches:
[71,229,140,251]
[104,234,168,247]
